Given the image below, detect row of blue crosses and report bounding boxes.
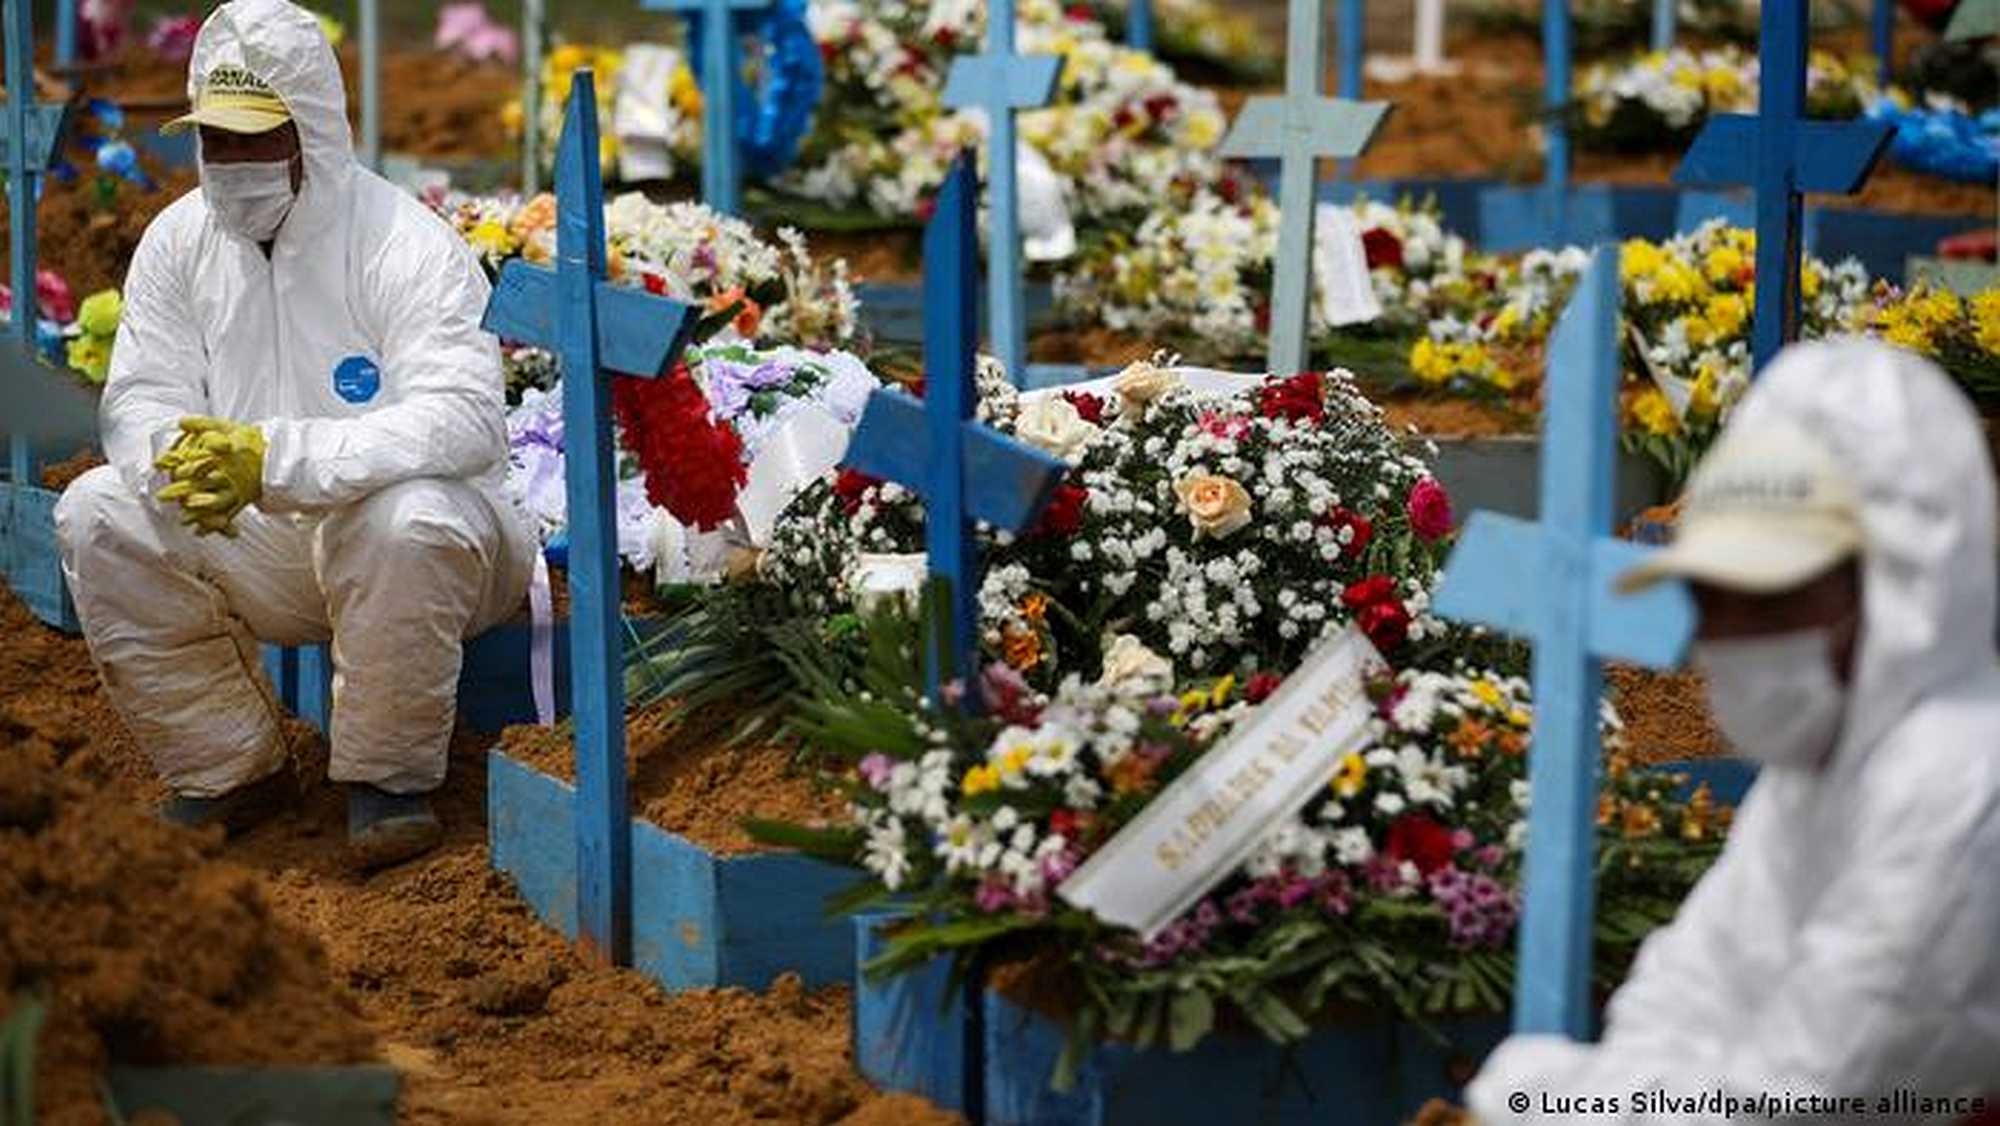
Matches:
[0,0,1903,1041]
[484,0,1886,1037]
[479,72,1067,962]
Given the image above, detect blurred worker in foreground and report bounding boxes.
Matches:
[54,0,532,870]
[1468,338,2000,1122]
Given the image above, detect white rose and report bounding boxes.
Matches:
[1097,634,1174,692]
[1111,358,1179,416]
[1014,396,1100,462]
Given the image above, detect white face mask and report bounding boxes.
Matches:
[1692,627,1849,770]
[200,158,298,242]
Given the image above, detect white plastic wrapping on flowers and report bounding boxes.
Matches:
[1469,340,2000,1118]
[62,0,534,795]
[614,44,692,183]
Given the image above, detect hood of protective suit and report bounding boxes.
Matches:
[186,0,354,241]
[1728,337,1999,771]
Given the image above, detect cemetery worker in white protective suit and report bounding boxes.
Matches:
[53,0,534,870]
[1466,337,2000,1124]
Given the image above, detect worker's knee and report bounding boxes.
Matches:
[327,478,490,562]
[53,465,147,561]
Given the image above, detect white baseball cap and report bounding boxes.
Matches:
[1618,416,1864,594]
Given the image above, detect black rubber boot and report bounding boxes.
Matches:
[160,769,295,837]
[346,784,443,872]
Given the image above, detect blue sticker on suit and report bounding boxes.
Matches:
[333,355,381,403]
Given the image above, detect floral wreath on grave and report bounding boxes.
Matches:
[1065,0,1277,82]
[752,361,1463,693]
[433,186,875,571]
[1853,283,2000,408]
[770,0,1230,227]
[1568,45,1881,155]
[750,587,1727,1079]
[1401,222,1879,485]
[681,0,826,179]
[507,43,703,178]
[1051,186,1493,369]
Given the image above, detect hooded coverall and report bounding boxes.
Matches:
[55,0,534,797]
[1470,340,2000,1121]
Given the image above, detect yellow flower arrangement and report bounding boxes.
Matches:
[1409,337,1512,392]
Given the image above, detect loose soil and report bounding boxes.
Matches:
[37,450,104,492]
[1378,393,1531,438]
[0,583,954,1125]
[1,592,376,1125]
[1607,664,1730,764]
[1338,29,1995,221]
[497,706,848,856]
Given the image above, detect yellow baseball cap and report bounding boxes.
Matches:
[162,63,292,135]
[1617,417,1865,595]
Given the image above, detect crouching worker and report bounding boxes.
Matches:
[1466,338,2000,1121]
[55,0,533,870]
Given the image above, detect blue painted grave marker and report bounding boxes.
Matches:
[1873,0,1895,86]
[643,0,774,214]
[1129,0,1154,52]
[941,0,1061,384]
[3,0,72,484]
[1432,248,1697,1036]
[1651,0,1675,51]
[55,0,75,66]
[1219,0,1389,376]
[359,0,381,170]
[480,71,699,964]
[1334,0,1362,180]
[841,156,1067,705]
[1674,0,1892,373]
[520,0,546,194]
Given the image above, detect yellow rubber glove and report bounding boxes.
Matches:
[154,416,266,536]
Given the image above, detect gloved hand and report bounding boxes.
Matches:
[154,416,266,536]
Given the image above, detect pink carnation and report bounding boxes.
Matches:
[1407,477,1454,540]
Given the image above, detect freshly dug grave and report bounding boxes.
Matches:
[498,705,849,856]
[0,166,194,298]
[61,44,520,163]
[1340,29,1995,220]
[0,597,377,1125]
[37,450,105,492]
[1607,664,1730,764]
[0,584,956,1125]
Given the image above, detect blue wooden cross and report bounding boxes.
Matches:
[1128,0,1155,52]
[1651,0,1675,51]
[1432,248,1697,1037]
[642,0,773,215]
[3,0,72,484]
[1674,0,1892,374]
[1219,0,1389,377]
[359,0,381,171]
[1333,0,1362,180]
[941,0,1061,384]
[481,71,700,965]
[54,0,74,66]
[1872,0,1895,86]
[840,156,1067,706]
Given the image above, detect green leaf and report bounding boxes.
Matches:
[740,818,862,861]
[1167,989,1215,1053]
[2,991,47,1126]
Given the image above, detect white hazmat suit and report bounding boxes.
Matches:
[1469,340,2000,1122]
[56,0,534,797]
